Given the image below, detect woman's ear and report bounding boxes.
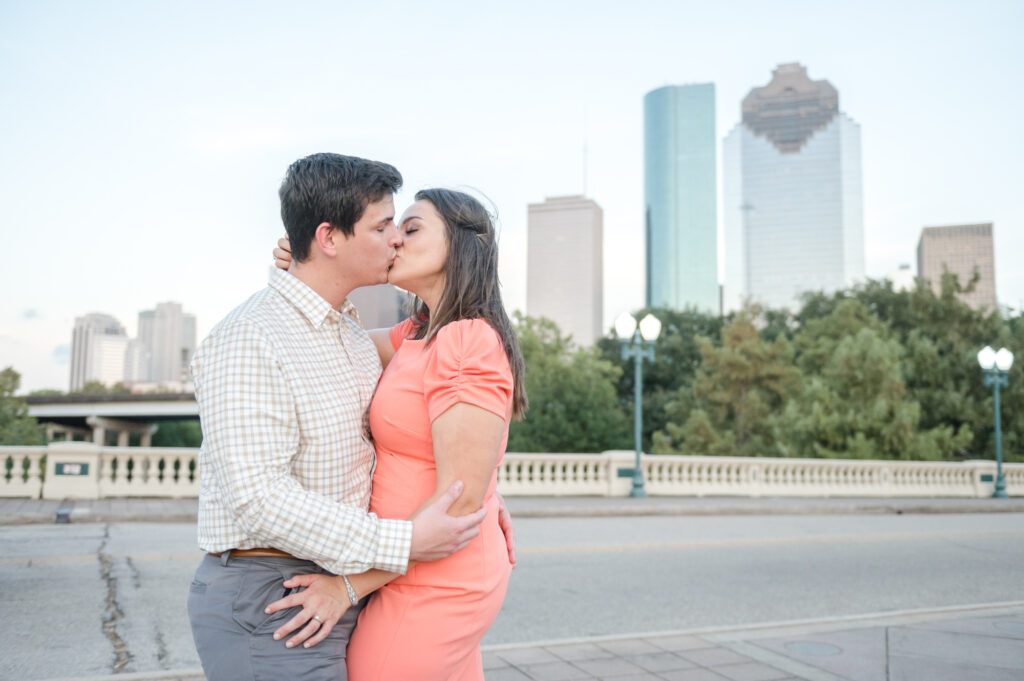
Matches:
[312,222,337,257]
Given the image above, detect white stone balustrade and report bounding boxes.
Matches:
[0,445,1020,499]
[97,447,199,498]
[0,446,45,498]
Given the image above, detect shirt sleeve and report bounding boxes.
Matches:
[422,319,513,423]
[192,319,412,575]
[389,317,417,350]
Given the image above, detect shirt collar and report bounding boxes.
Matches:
[269,269,343,329]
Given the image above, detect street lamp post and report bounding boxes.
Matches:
[977,346,1014,498]
[614,312,663,498]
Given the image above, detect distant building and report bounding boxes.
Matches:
[888,264,915,292]
[723,63,865,312]
[527,195,604,345]
[917,223,996,310]
[70,313,128,390]
[135,302,197,385]
[644,83,718,312]
[348,285,406,329]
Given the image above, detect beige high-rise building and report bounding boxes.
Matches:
[348,285,406,329]
[527,195,603,345]
[916,223,996,310]
[136,302,197,384]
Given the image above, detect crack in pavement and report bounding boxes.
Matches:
[98,523,133,673]
[126,555,142,589]
[155,625,169,668]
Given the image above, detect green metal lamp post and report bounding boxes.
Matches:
[977,345,1014,498]
[614,312,663,498]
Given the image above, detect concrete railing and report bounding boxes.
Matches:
[1,442,199,500]
[1,444,1020,499]
[0,446,46,499]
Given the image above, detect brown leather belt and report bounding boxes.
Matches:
[210,548,297,559]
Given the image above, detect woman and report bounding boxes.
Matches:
[266,188,526,680]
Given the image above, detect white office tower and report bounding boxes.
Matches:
[723,63,865,312]
[136,302,197,384]
[527,196,604,345]
[69,313,129,390]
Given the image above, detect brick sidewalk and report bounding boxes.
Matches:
[481,602,1024,681]
[40,603,1024,681]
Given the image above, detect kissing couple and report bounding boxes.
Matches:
[188,153,525,681]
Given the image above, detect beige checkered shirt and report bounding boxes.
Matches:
[191,269,412,575]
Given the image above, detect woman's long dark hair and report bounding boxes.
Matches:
[407,188,527,419]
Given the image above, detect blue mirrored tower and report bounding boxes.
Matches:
[644,83,718,313]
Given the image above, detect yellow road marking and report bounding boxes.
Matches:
[3,529,1023,566]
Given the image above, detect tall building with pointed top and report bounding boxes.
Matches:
[527,195,603,345]
[723,63,864,312]
[644,83,719,312]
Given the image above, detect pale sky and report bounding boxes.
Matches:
[2,0,1022,393]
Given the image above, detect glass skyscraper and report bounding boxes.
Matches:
[644,83,718,312]
[723,63,864,313]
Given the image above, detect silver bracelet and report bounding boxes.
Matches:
[341,574,359,606]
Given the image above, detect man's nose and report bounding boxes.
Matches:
[387,224,403,248]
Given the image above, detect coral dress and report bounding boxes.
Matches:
[347,318,514,681]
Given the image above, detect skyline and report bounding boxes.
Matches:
[2,1,1022,393]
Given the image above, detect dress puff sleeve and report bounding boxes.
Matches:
[389,317,418,351]
[423,319,513,423]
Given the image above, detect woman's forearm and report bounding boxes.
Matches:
[347,567,405,600]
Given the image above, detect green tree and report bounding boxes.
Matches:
[151,420,203,447]
[775,325,972,460]
[0,367,45,445]
[75,381,111,395]
[655,309,799,456]
[797,273,1018,461]
[508,314,629,453]
[29,389,64,397]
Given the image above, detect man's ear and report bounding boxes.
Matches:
[312,222,337,257]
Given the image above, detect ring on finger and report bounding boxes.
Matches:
[313,614,323,623]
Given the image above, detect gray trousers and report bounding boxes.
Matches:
[188,552,362,681]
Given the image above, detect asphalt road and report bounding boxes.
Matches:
[2,513,1023,680]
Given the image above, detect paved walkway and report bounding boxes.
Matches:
[480,602,1024,681]
[37,602,1024,681]
[3,495,1024,525]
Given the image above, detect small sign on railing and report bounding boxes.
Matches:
[55,463,89,476]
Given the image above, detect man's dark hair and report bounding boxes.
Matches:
[278,153,403,262]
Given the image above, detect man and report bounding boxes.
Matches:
[188,153,499,681]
